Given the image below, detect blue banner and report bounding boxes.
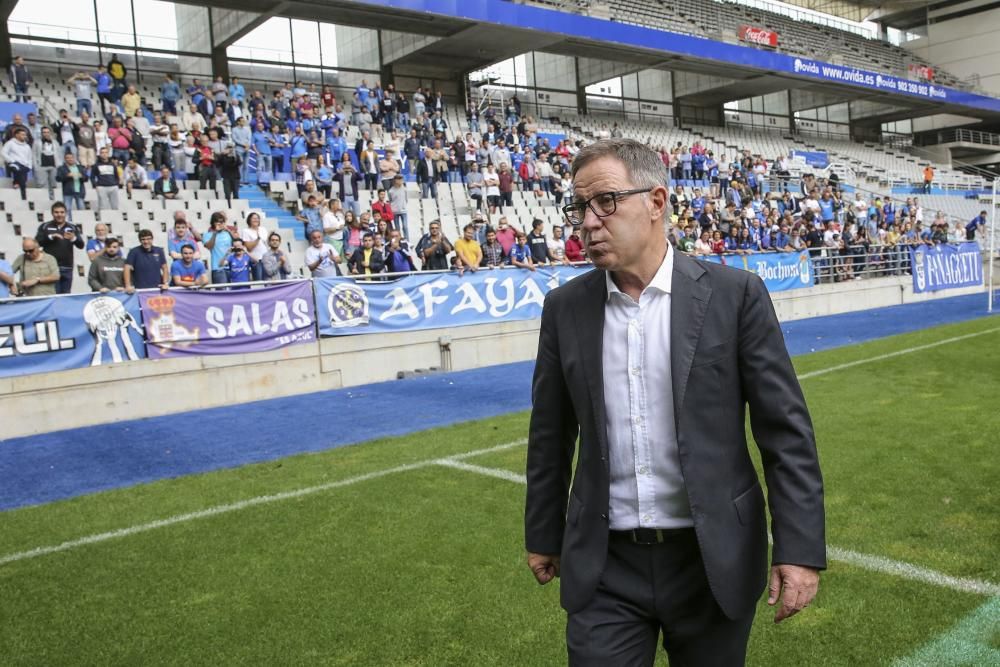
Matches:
[0,293,146,378]
[910,242,982,293]
[315,267,592,336]
[0,102,38,130]
[699,251,814,292]
[793,150,829,169]
[356,0,1000,114]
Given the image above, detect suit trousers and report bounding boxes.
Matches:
[566,529,754,667]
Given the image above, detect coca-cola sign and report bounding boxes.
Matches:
[739,25,779,48]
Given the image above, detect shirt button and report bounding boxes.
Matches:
[631,367,641,375]
[633,416,642,425]
[639,465,649,475]
[642,514,652,522]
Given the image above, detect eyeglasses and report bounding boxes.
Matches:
[562,188,652,227]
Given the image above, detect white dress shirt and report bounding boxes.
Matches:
[603,245,693,530]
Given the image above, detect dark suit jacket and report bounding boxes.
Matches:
[525,251,825,620]
[415,158,437,184]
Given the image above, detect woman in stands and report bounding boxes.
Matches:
[694,230,713,256]
[710,230,726,255]
[341,210,364,260]
[736,226,758,254]
[241,212,269,282]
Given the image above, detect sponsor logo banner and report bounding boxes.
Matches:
[700,251,814,292]
[739,25,778,48]
[0,293,145,378]
[140,282,316,356]
[910,242,982,293]
[315,267,591,336]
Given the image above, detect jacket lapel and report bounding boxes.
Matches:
[573,270,609,459]
[671,253,711,424]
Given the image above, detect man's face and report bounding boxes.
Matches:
[22,242,38,257]
[100,148,109,160]
[464,227,474,241]
[140,235,153,249]
[363,236,374,249]
[181,246,195,263]
[105,241,120,257]
[486,231,497,244]
[430,224,441,237]
[52,207,67,224]
[175,222,187,236]
[576,157,657,271]
[269,236,281,248]
[232,243,244,255]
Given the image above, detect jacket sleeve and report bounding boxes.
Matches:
[524,291,579,555]
[87,262,102,291]
[738,274,826,570]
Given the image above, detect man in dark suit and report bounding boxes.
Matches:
[415,152,438,199]
[525,139,825,665]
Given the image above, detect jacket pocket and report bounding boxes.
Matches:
[733,480,764,526]
[692,337,733,368]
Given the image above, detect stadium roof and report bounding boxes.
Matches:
[784,0,997,31]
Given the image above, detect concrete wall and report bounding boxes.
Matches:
[1,279,986,439]
[905,11,1000,96]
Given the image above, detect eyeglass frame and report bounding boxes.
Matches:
[561,188,653,227]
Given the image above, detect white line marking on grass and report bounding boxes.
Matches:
[0,439,527,567]
[828,546,1000,597]
[796,326,1000,380]
[441,461,1000,598]
[2,327,997,570]
[436,459,527,484]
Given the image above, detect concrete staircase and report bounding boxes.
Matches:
[239,185,306,242]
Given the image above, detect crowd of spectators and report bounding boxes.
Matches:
[0,58,991,299]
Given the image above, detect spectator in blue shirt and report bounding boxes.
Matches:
[124,229,169,291]
[170,244,208,288]
[228,77,246,109]
[160,74,180,114]
[95,65,112,116]
[967,211,986,241]
[0,257,15,297]
[509,231,535,271]
[269,126,287,175]
[297,195,324,238]
[251,121,272,179]
[203,212,235,284]
[328,127,347,166]
[222,239,252,286]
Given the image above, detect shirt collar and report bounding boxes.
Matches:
[605,244,673,302]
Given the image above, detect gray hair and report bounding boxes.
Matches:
[570,138,669,191]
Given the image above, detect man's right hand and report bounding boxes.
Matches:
[527,552,560,585]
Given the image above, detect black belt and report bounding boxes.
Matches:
[610,527,693,545]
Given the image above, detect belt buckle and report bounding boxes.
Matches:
[633,528,665,545]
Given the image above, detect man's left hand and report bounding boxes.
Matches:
[768,564,819,623]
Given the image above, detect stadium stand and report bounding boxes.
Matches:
[0,0,996,297]
[534,0,971,89]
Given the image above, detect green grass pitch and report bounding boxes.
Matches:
[0,317,998,666]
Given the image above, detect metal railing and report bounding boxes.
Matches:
[921,129,1000,148]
